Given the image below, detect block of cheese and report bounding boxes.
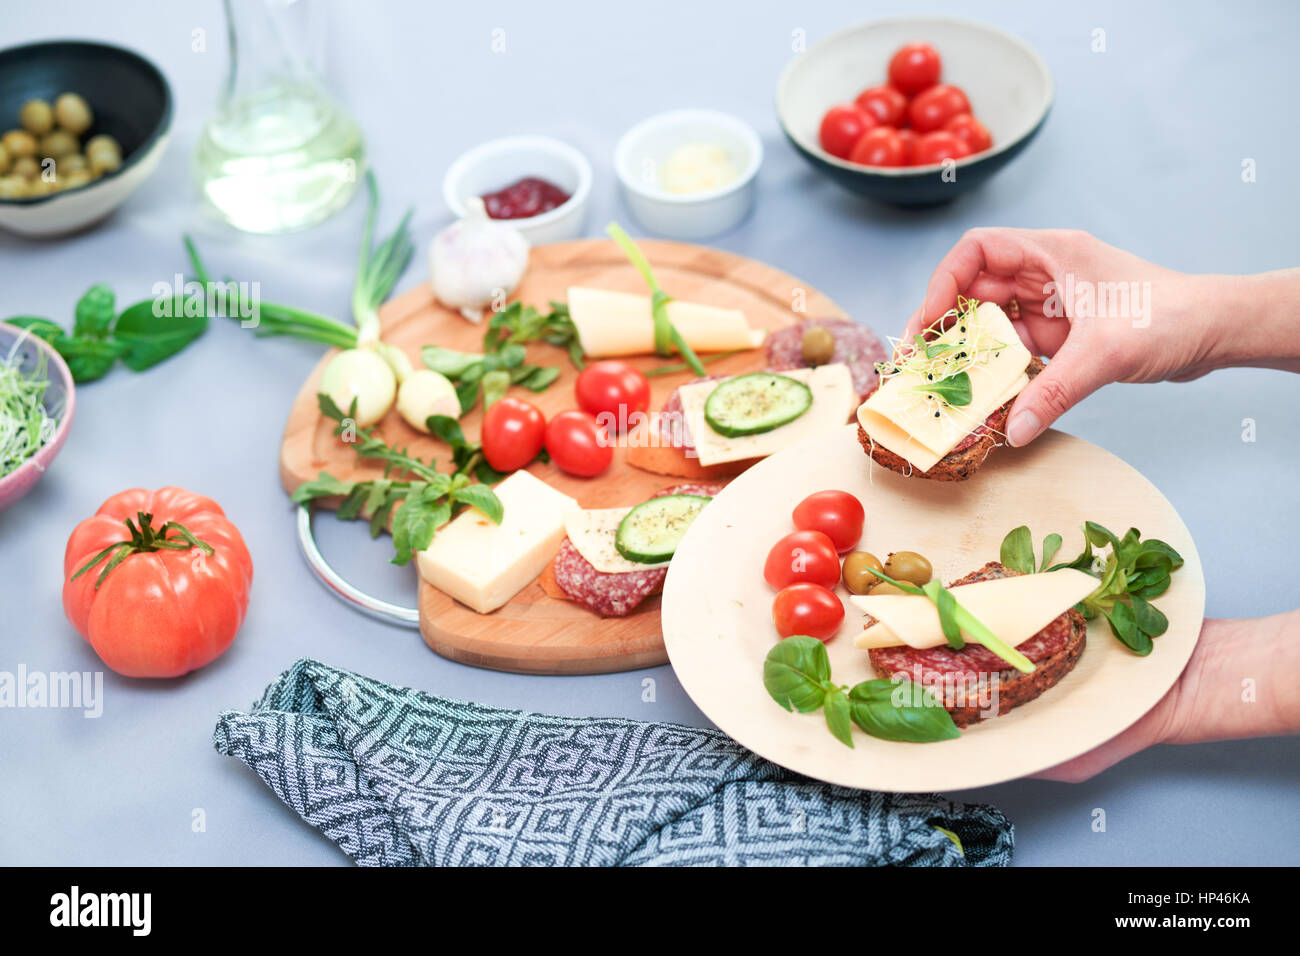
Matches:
[851,569,1096,650]
[567,286,765,357]
[677,363,857,467]
[565,507,669,574]
[417,471,579,614]
[856,302,1031,472]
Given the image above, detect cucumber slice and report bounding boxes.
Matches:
[703,372,813,438]
[615,494,712,564]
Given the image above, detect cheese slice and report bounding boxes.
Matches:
[565,507,669,574]
[851,569,1096,650]
[677,363,857,467]
[417,471,579,614]
[856,302,1031,472]
[567,286,765,357]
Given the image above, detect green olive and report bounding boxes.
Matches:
[800,326,836,366]
[59,153,87,174]
[40,130,79,159]
[20,99,54,135]
[867,580,913,597]
[2,129,37,160]
[0,175,28,198]
[883,550,932,586]
[842,550,884,595]
[54,93,93,135]
[10,156,39,181]
[86,136,122,175]
[0,142,9,174]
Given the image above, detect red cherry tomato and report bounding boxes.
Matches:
[819,104,876,160]
[897,128,919,164]
[888,42,942,96]
[907,84,971,133]
[848,126,907,168]
[912,130,968,165]
[544,410,613,477]
[763,529,840,590]
[481,396,546,472]
[945,113,993,154]
[791,490,865,553]
[853,85,908,127]
[575,360,650,433]
[772,584,844,641]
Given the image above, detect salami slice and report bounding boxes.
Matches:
[765,318,887,400]
[552,483,725,617]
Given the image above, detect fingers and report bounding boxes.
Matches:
[1005,344,1114,446]
[903,229,1031,341]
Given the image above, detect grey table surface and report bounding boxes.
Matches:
[2,0,1297,866]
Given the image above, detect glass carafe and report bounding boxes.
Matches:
[193,0,365,233]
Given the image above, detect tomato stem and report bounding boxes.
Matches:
[71,511,216,589]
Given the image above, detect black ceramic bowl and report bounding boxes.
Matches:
[777,16,1052,206]
[0,39,172,235]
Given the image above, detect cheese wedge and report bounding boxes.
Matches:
[565,507,669,574]
[417,471,578,614]
[677,363,857,467]
[851,569,1096,650]
[567,286,765,357]
[857,302,1031,472]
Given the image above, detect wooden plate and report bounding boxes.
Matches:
[280,239,845,674]
[660,425,1206,791]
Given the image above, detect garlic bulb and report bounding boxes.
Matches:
[429,197,530,322]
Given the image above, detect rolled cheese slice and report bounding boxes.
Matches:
[567,286,765,357]
[851,568,1097,651]
[856,302,1031,472]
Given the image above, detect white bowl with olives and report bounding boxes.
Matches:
[0,41,172,237]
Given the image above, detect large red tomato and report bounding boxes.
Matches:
[62,487,253,678]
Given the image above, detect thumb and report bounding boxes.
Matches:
[1005,348,1112,446]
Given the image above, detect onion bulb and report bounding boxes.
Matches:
[396,369,459,433]
[320,348,396,427]
[429,197,530,322]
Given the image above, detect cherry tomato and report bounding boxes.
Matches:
[853,85,908,127]
[888,42,942,96]
[792,490,865,553]
[945,113,993,154]
[481,396,546,472]
[897,128,919,164]
[772,583,844,641]
[912,130,968,165]
[818,103,876,160]
[907,84,971,133]
[848,126,907,168]
[545,410,613,477]
[763,529,840,590]
[574,360,650,433]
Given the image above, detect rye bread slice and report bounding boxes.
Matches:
[866,560,1087,728]
[857,357,1044,481]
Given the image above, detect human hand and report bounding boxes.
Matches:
[903,228,1231,446]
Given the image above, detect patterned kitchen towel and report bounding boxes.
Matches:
[213,658,1013,867]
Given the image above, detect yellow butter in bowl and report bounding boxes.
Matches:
[661,143,738,195]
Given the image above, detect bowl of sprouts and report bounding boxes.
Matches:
[0,322,74,510]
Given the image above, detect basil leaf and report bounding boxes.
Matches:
[999,525,1035,574]
[763,636,831,713]
[448,483,504,524]
[847,679,959,743]
[73,283,115,339]
[4,316,66,344]
[113,297,208,372]
[1039,533,1062,571]
[917,370,971,407]
[823,687,854,748]
[390,488,452,566]
[55,336,126,383]
[1128,594,1168,638]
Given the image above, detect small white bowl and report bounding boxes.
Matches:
[442,136,592,245]
[613,109,762,239]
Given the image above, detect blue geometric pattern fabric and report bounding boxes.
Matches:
[213,658,1013,866]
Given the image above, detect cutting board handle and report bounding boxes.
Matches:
[296,505,421,628]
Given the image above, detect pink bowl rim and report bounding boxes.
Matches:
[0,320,77,494]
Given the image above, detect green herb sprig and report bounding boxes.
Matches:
[290,394,503,565]
[764,636,959,746]
[1000,522,1183,655]
[484,300,584,370]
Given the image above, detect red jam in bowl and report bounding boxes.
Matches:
[481,177,571,220]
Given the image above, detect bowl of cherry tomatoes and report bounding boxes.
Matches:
[776,16,1052,206]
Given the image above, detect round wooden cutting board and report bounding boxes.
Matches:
[280,239,847,674]
[661,425,1207,792]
